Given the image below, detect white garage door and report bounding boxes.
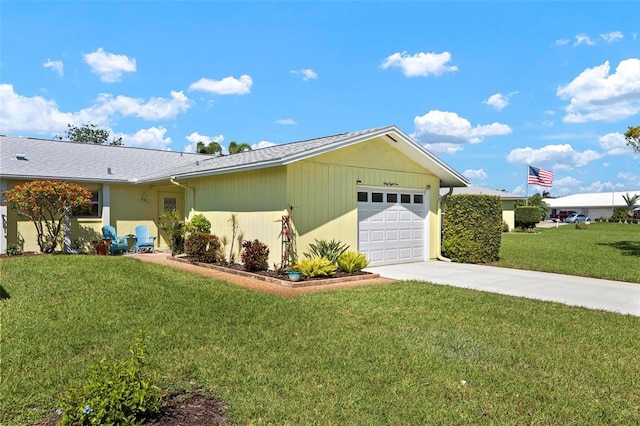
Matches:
[358,189,428,266]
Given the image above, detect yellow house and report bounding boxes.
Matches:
[0,126,468,266]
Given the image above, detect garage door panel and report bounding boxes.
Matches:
[358,189,428,266]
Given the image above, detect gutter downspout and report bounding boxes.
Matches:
[170,177,194,218]
[437,186,454,262]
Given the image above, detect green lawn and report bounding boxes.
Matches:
[497,222,640,283]
[1,255,639,425]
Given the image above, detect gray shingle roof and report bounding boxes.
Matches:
[440,185,525,200]
[1,126,468,187]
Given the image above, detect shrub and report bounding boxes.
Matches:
[575,222,589,230]
[241,239,269,271]
[158,209,184,255]
[515,206,540,230]
[502,221,510,233]
[4,180,93,253]
[299,257,336,278]
[303,239,349,265]
[184,232,221,263]
[58,335,164,425]
[6,244,22,256]
[185,213,211,234]
[442,194,503,264]
[337,251,369,273]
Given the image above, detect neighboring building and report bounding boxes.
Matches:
[1,126,469,266]
[544,191,640,220]
[439,186,525,231]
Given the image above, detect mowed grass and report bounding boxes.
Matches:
[497,222,640,283]
[2,256,639,425]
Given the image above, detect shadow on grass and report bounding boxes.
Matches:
[0,285,10,300]
[598,240,640,257]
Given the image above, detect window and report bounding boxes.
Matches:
[386,193,398,203]
[357,191,368,202]
[163,197,178,212]
[414,194,424,204]
[73,189,100,217]
[401,194,411,204]
[372,192,383,203]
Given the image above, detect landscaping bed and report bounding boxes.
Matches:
[169,256,379,287]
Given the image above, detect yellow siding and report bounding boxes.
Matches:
[185,168,288,266]
[502,201,516,231]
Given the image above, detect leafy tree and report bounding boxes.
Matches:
[622,192,639,217]
[515,193,549,220]
[4,180,93,253]
[56,122,123,146]
[625,125,640,153]
[196,141,223,155]
[228,141,252,154]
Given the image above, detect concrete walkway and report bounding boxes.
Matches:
[364,261,640,316]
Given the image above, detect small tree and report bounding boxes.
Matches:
[4,180,92,253]
[622,193,639,218]
[56,122,123,146]
[228,141,252,154]
[196,141,223,155]
[624,125,640,153]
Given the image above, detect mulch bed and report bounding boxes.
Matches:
[34,390,231,426]
[171,256,378,287]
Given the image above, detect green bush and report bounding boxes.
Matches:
[303,239,349,265]
[185,213,211,234]
[184,232,221,263]
[575,222,589,230]
[337,251,370,273]
[241,239,270,271]
[610,208,627,221]
[442,194,503,264]
[58,335,164,426]
[299,257,336,278]
[515,206,540,230]
[6,244,22,256]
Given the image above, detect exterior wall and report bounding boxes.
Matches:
[287,138,441,260]
[502,200,516,231]
[185,167,288,266]
[3,179,171,253]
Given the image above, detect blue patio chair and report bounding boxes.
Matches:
[101,225,129,254]
[134,225,157,253]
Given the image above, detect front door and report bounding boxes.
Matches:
[158,191,184,249]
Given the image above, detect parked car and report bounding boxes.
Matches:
[565,213,591,223]
[553,210,577,222]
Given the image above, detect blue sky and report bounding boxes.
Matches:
[1,1,639,196]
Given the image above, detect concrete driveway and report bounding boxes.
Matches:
[364,261,640,316]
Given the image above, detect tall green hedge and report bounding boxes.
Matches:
[442,194,503,263]
[515,206,540,230]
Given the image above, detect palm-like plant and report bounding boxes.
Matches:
[196,141,223,155]
[228,141,252,154]
[622,192,639,218]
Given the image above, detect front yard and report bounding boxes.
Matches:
[497,222,640,283]
[1,255,639,425]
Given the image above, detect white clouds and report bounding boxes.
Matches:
[275,118,297,125]
[83,48,136,83]
[557,58,640,123]
[189,75,253,95]
[43,59,64,77]
[0,83,73,134]
[573,33,595,47]
[290,68,317,81]
[599,132,631,155]
[600,31,624,43]
[483,92,518,111]
[252,141,277,150]
[0,84,190,136]
[411,110,511,153]
[381,51,458,77]
[184,132,224,153]
[115,127,172,150]
[463,169,488,181]
[506,144,602,170]
[555,39,570,46]
[89,91,192,121]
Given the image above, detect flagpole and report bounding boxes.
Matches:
[525,165,529,206]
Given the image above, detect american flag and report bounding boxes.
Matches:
[528,166,554,187]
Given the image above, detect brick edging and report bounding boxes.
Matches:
[167,256,380,288]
